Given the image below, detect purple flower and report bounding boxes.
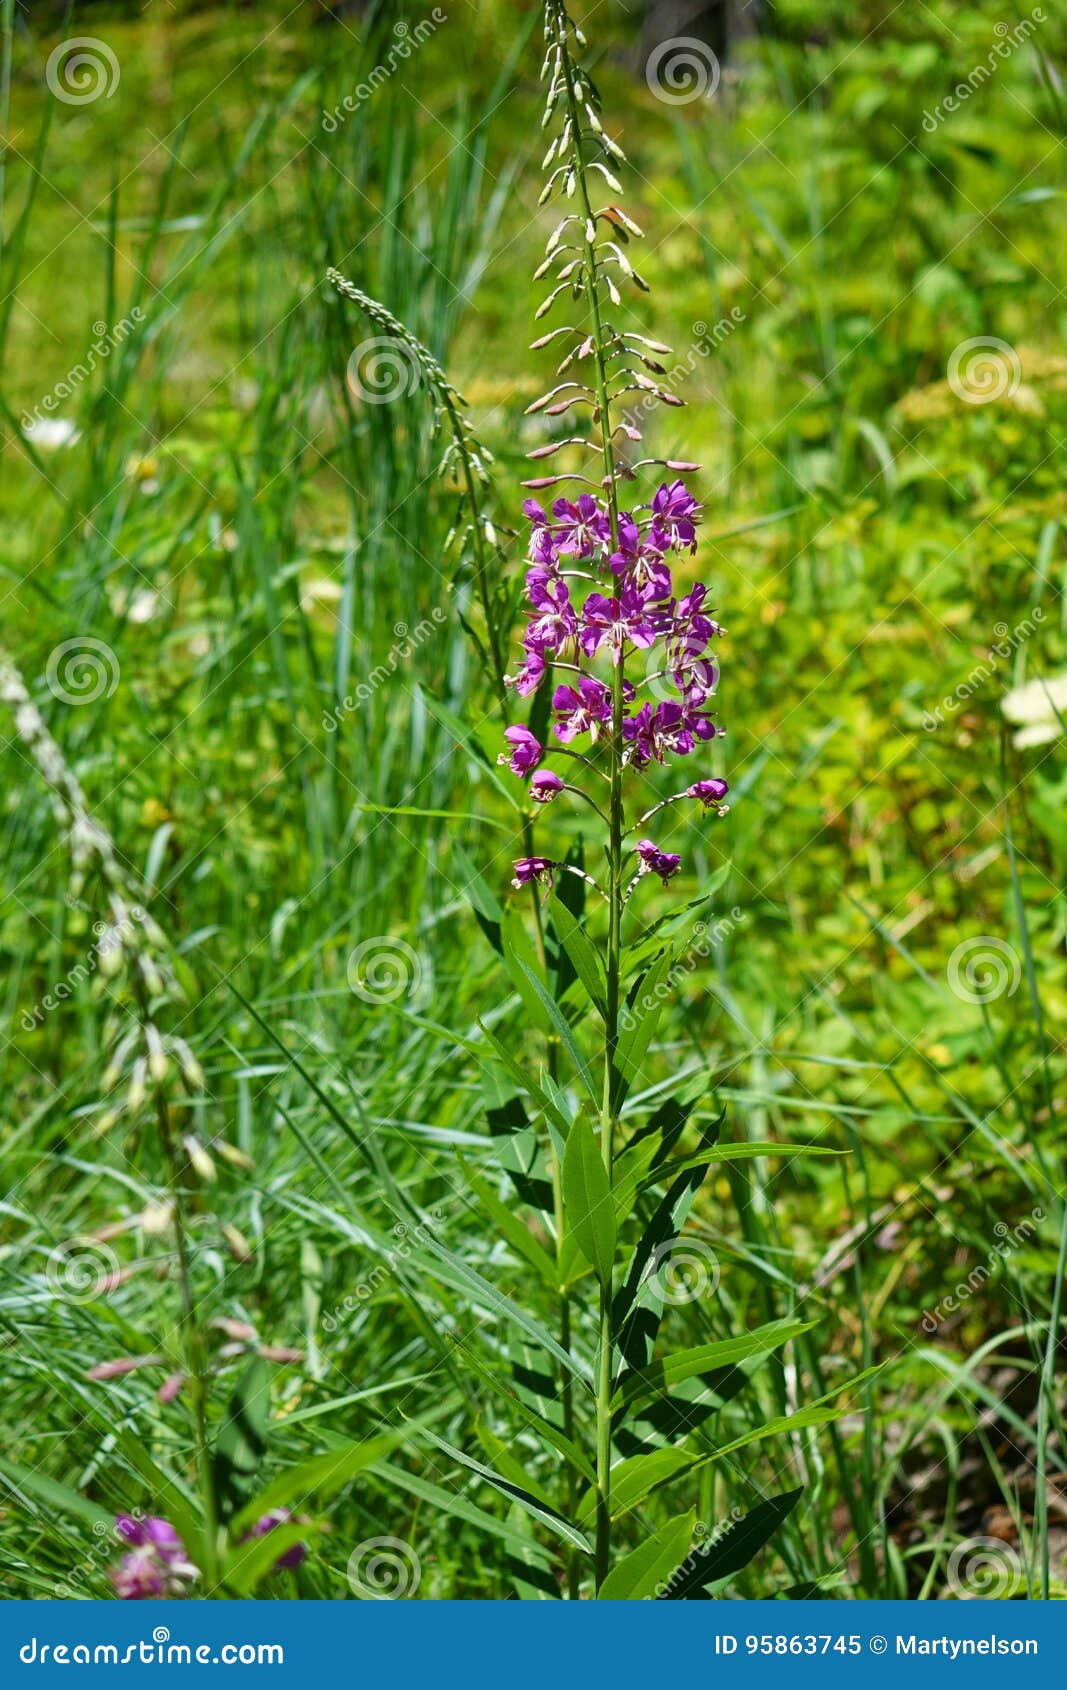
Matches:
[579,587,657,665]
[623,701,701,766]
[552,676,612,743]
[530,770,564,804]
[499,725,543,777]
[512,856,554,889]
[550,494,611,558]
[609,516,672,601]
[636,838,682,887]
[652,479,701,552]
[688,778,729,808]
[522,499,559,568]
[110,1516,199,1600]
[245,1508,307,1572]
[507,646,546,698]
[525,569,576,654]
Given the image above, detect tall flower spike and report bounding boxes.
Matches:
[495,2,732,1596]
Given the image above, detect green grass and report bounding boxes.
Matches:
[0,0,1064,1599]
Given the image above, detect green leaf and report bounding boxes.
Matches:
[611,1319,815,1416]
[550,896,607,1020]
[658,1489,804,1598]
[598,1509,696,1600]
[224,1521,312,1596]
[458,1156,557,1286]
[577,1448,692,1527]
[454,842,505,957]
[477,1020,570,1137]
[501,905,553,1033]
[0,1455,113,1530]
[643,1142,844,1188]
[613,1114,724,1383]
[563,1114,616,1284]
[517,958,599,1104]
[426,1432,593,1557]
[213,1358,272,1515]
[616,946,677,1095]
[230,1433,401,1537]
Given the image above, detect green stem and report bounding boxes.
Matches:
[555,10,624,1593]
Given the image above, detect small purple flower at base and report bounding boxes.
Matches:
[636,839,682,887]
[688,778,729,811]
[110,1516,199,1600]
[512,856,554,889]
[499,725,543,777]
[530,770,564,804]
[245,1508,308,1572]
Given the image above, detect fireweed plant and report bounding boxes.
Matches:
[328,1,863,1599]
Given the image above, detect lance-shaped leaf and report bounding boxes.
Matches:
[611,1319,815,1419]
[657,1489,804,1599]
[563,1113,616,1284]
[597,1509,696,1600]
[612,1114,724,1383]
[549,895,607,1020]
